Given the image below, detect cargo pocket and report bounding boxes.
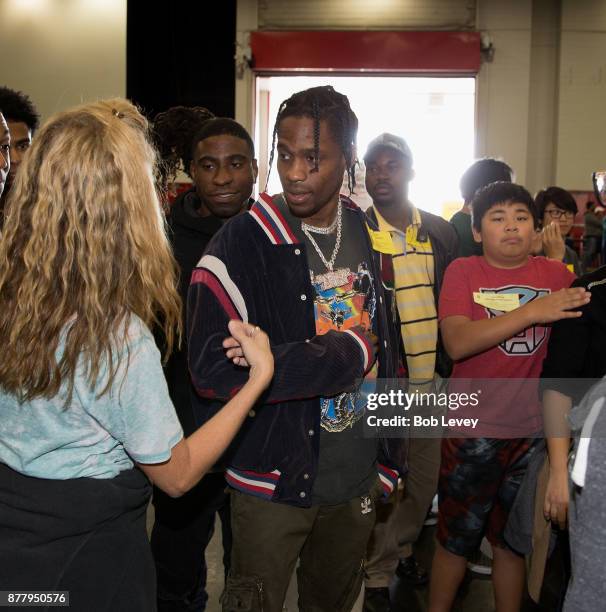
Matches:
[220,574,264,612]
[371,475,385,502]
[334,558,364,612]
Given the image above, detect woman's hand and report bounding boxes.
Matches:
[223,321,274,387]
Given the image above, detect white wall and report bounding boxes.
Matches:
[525,0,560,193]
[476,0,534,187]
[477,0,606,193]
[0,0,126,124]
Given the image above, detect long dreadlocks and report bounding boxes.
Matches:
[267,86,358,193]
[152,106,215,194]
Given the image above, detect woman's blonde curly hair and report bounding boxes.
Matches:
[0,98,181,402]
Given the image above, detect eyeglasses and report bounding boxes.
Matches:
[544,208,574,219]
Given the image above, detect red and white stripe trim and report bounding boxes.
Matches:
[344,328,372,373]
[195,255,248,322]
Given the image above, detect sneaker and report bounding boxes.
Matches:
[467,550,492,576]
[424,494,439,526]
[363,587,391,612]
[395,555,429,587]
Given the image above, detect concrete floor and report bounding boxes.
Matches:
[147,505,567,612]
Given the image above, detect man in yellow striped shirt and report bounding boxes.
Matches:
[362,134,458,612]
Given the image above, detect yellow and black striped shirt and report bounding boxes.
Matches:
[375,206,437,385]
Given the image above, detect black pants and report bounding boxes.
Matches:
[151,472,231,611]
[583,236,601,268]
[0,464,154,612]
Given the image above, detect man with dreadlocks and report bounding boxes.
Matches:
[187,86,404,611]
[152,105,215,203]
[150,109,258,612]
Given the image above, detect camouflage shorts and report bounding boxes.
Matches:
[437,436,538,557]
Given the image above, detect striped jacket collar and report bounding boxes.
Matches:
[249,192,362,245]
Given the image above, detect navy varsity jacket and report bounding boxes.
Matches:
[187,192,406,507]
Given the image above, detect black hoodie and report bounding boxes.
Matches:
[164,187,250,435]
[541,265,606,404]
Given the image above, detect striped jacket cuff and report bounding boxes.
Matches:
[225,467,281,501]
[377,463,399,497]
[344,328,373,374]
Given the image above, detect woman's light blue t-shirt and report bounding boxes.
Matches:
[0,317,184,479]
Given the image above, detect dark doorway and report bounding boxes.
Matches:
[127,1,236,119]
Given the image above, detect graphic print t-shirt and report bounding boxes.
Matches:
[280,196,378,505]
[439,255,575,436]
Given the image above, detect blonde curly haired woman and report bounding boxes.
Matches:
[0,99,273,611]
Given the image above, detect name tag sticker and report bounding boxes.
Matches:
[368,229,398,255]
[473,292,520,312]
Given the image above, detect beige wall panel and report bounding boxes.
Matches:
[476,0,533,185]
[0,0,126,124]
[258,0,475,30]
[525,0,560,194]
[556,0,606,190]
[556,30,606,189]
[561,0,606,30]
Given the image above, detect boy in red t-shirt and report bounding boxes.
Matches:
[428,182,590,612]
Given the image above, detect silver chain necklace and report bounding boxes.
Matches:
[301,205,340,235]
[301,201,342,272]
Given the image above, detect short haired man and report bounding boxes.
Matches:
[450,158,514,257]
[150,115,257,611]
[0,87,39,209]
[188,86,404,611]
[362,133,458,611]
[534,186,582,275]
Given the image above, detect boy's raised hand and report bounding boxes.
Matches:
[542,222,566,262]
[525,287,591,324]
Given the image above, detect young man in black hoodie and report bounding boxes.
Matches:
[151,116,257,612]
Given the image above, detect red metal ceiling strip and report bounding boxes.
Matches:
[251,30,481,74]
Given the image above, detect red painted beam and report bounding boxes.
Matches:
[251,30,481,74]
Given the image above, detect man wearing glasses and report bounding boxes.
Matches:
[534,186,583,275]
